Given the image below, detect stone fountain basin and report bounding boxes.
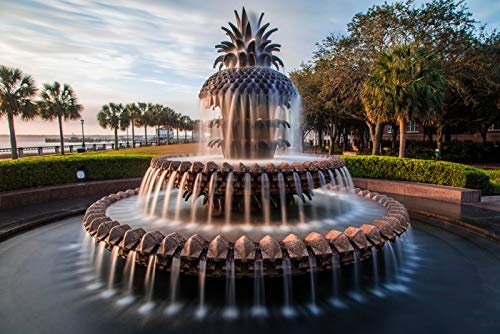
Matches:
[82,186,409,277]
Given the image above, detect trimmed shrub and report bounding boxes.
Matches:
[342,155,490,193]
[0,155,152,192]
[380,140,500,163]
[484,169,500,184]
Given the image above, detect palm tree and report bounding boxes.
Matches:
[38,82,83,155]
[0,65,38,159]
[361,45,444,157]
[157,106,175,145]
[137,102,152,146]
[97,103,124,149]
[180,115,192,142]
[124,103,141,147]
[172,112,182,143]
[119,108,131,148]
[148,104,164,146]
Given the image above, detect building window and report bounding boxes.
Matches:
[406,121,418,133]
[489,122,500,132]
[386,124,393,133]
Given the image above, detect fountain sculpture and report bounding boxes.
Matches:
[82,8,409,280]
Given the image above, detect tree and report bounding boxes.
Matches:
[119,107,131,147]
[309,0,489,155]
[362,45,445,157]
[147,104,164,146]
[38,82,82,155]
[97,103,124,149]
[0,65,38,159]
[172,112,182,143]
[157,105,175,144]
[461,32,500,145]
[137,102,152,146]
[180,115,192,142]
[124,103,141,147]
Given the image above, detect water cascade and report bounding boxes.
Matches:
[223,259,237,319]
[165,256,181,315]
[196,259,207,319]
[335,169,345,188]
[277,172,287,225]
[282,258,295,317]
[138,255,157,314]
[252,260,267,316]
[80,6,411,320]
[307,254,320,314]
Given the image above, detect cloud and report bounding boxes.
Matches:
[0,0,497,136]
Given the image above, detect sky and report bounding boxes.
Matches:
[0,0,498,136]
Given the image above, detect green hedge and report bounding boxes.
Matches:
[0,155,152,192]
[0,153,494,195]
[342,155,491,193]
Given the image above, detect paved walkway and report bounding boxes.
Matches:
[388,193,500,240]
[1,191,499,242]
[0,195,98,241]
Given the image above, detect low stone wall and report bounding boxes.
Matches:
[353,178,481,204]
[0,178,142,210]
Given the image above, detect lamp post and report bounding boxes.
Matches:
[81,119,85,149]
[126,127,129,148]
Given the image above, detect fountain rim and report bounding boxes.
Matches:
[150,153,345,173]
[82,185,410,278]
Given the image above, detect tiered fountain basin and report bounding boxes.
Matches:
[145,154,347,203]
[82,155,410,278]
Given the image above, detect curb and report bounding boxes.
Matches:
[0,208,86,242]
[408,208,500,242]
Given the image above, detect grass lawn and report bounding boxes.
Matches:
[85,143,199,157]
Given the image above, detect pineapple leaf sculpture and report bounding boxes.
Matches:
[213,8,284,70]
[199,7,297,159]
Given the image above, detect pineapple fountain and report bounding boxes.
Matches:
[81,8,410,315]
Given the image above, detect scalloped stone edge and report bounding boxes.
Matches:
[83,186,409,277]
[146,153,346,198]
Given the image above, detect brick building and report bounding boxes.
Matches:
[382,120,500,142]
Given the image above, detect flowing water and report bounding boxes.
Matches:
[3,217,500,333]
[196,258,207,319]
[165,256,181,315]
[139,255,157,314]
[252,260,267,317]
[335,169,345,188]
[224,172,235,226]
[223,259,237,319]
[261,173,271,225]
[277,172,287,225]
[281,258,296,318]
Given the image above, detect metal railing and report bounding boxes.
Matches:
[0,138,196,158]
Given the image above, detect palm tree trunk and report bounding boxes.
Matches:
[58,115,65,155]
[114,127,118,149]
[131,122,135,148]
[176,127,179,143]
[7,112,18,159]
[479,125,488,146]
[366,121,376,155]
[318,129,323,148]
[157,126,160,146]
[144,126,148,146]
[184,129,187,142]
[166,125,170,145]
[391,125,398,149]
[370,122,383,155]
[436,124,444,158]
[399,118,406,158]
[328,125,335,155]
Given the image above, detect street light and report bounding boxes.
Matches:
[81,119,85,149]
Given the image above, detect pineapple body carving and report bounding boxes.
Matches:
[199,8,297,159]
